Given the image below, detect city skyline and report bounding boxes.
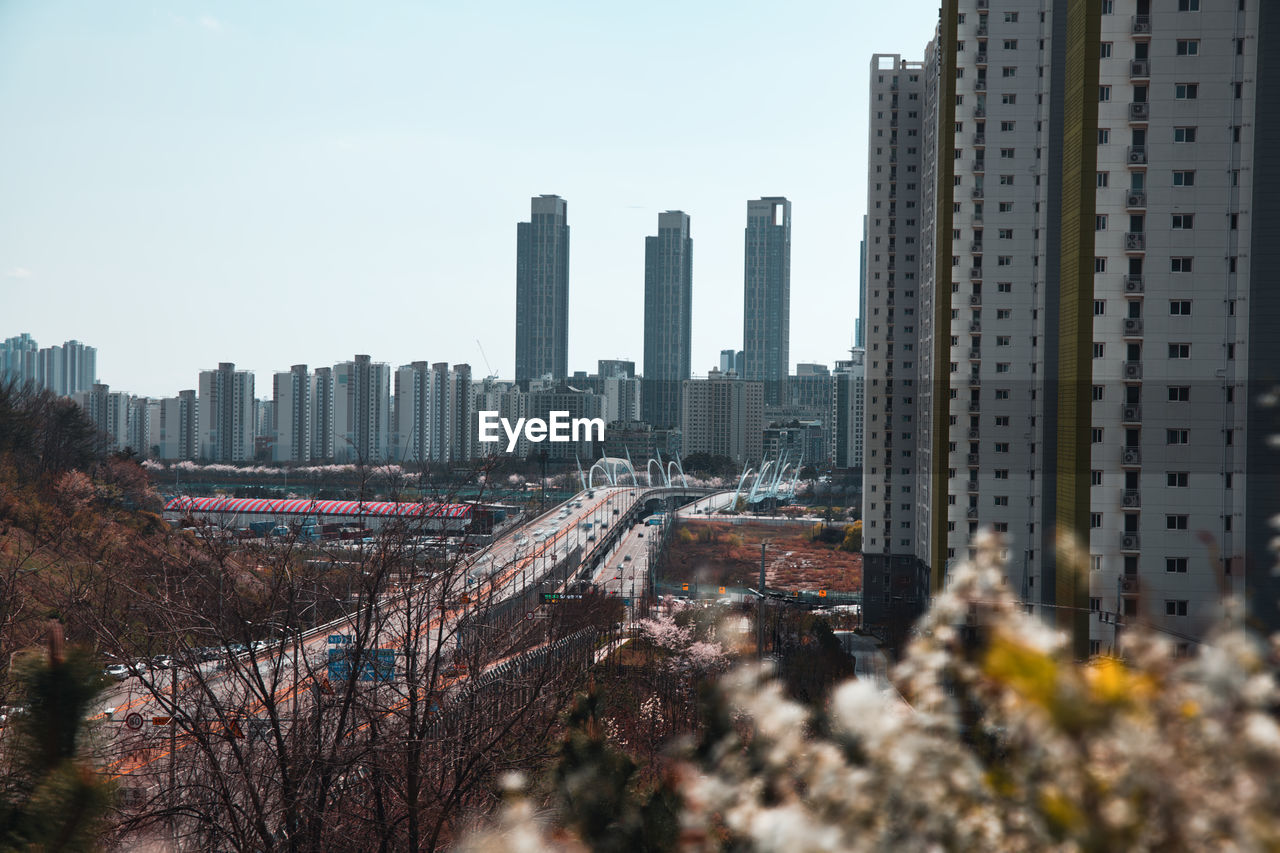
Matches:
[0,1,944,397]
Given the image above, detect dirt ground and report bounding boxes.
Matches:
[662,521,862,593]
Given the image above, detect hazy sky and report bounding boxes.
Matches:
[0,1,940,398]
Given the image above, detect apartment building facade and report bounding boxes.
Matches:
[865,0,1274,652]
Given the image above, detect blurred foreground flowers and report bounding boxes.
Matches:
[464,531,1280,852]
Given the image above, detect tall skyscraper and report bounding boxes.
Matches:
[73,383,128,453]
[719,349,737,374]
[743,197,792,406]
[642,211,693,429]
[333,354,390,464]
[272,364,311,464]
[515,194,570,388]
[864,0,1274,652]
[197,363,254,462]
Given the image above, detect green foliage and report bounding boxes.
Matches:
[552,690,680,853]
[0,635,115,852]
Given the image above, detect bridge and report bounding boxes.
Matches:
[99,480,722,813]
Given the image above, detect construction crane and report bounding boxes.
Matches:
[475,339,498,381]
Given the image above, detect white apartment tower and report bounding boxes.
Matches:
[198,363,254,463]
[862,55,929,628]
[272,364,312,464]
[333,355,390,464]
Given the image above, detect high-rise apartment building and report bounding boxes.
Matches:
[642,210,693,429]
[865,0,1276,652]
[719,349,737,375]
[157,390,198,462]
[0,334,38,387]
[681,371,763,465]
[833,348,866,470]
[515,194,570,388]
[198,363,254,463]
[393,361,433,465]
[333,355,390,464]
[272,365,311,464]
[743,197,792,406]
[862,54,930,643]
[450,363,473,464]
[73,383,128,453]
[311,367,335,463]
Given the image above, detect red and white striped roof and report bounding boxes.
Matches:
[164,496,472,519]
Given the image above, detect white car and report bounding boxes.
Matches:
[104,664,130,681]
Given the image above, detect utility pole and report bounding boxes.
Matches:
[758,541,768,659]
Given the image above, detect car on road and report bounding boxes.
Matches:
[104,664,130,681]
[150,655,174,670]
[623,554,632,562]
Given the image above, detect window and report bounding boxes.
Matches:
[1091,470,1103,486]
[1000,148,1016,159]
[1001,120,1015,131]
[1173,171,1196,186]
[1167,470,1190,486]
[1099,85,1112,102]
[1093,343,1106,358]
[994,496,1009,506]
[1100,42,1112,58]
[1103,0,1114,11]
[1171,257,1193,273]
[1174,127,1197,143]
[1096,214,1108,231]
[1097,172,1109,187]
[1170,300,1192,315]
[997,282,1012,293]
[997,309,1012,319]
[1003,39,1018,50]
[1098,128,1110,144]
[999,201,1014,212]
[1175,83,1198,100]
[1090,513,1103,529]
[1092,427,1104,443]
[1167,558,1189,573]
[998,256,1013,266]
[1169,344,1190,359]
[1094,300,1106,315]
[1176,40,1199,56]
[998,228,1013,239]
[1177,0,1199,9]
[1168,386,1190,402]
[1002,93,1017,105]
[1004,11,1018,22]
[1166,429,1190,445]
[995,389,1010,399]
[1166,600,1189,616]
[1094,257,1107,273]
[1171,214,1194,230]
[996,362,1011,373]
[995,442,1010,453]
[999,174,1015,185]
[1167,515,1189,530]
[1092,385,1105,401]
[995,469,1010,479]
[1002,67,1017,78]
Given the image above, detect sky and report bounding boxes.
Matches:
[0,1,941,399]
